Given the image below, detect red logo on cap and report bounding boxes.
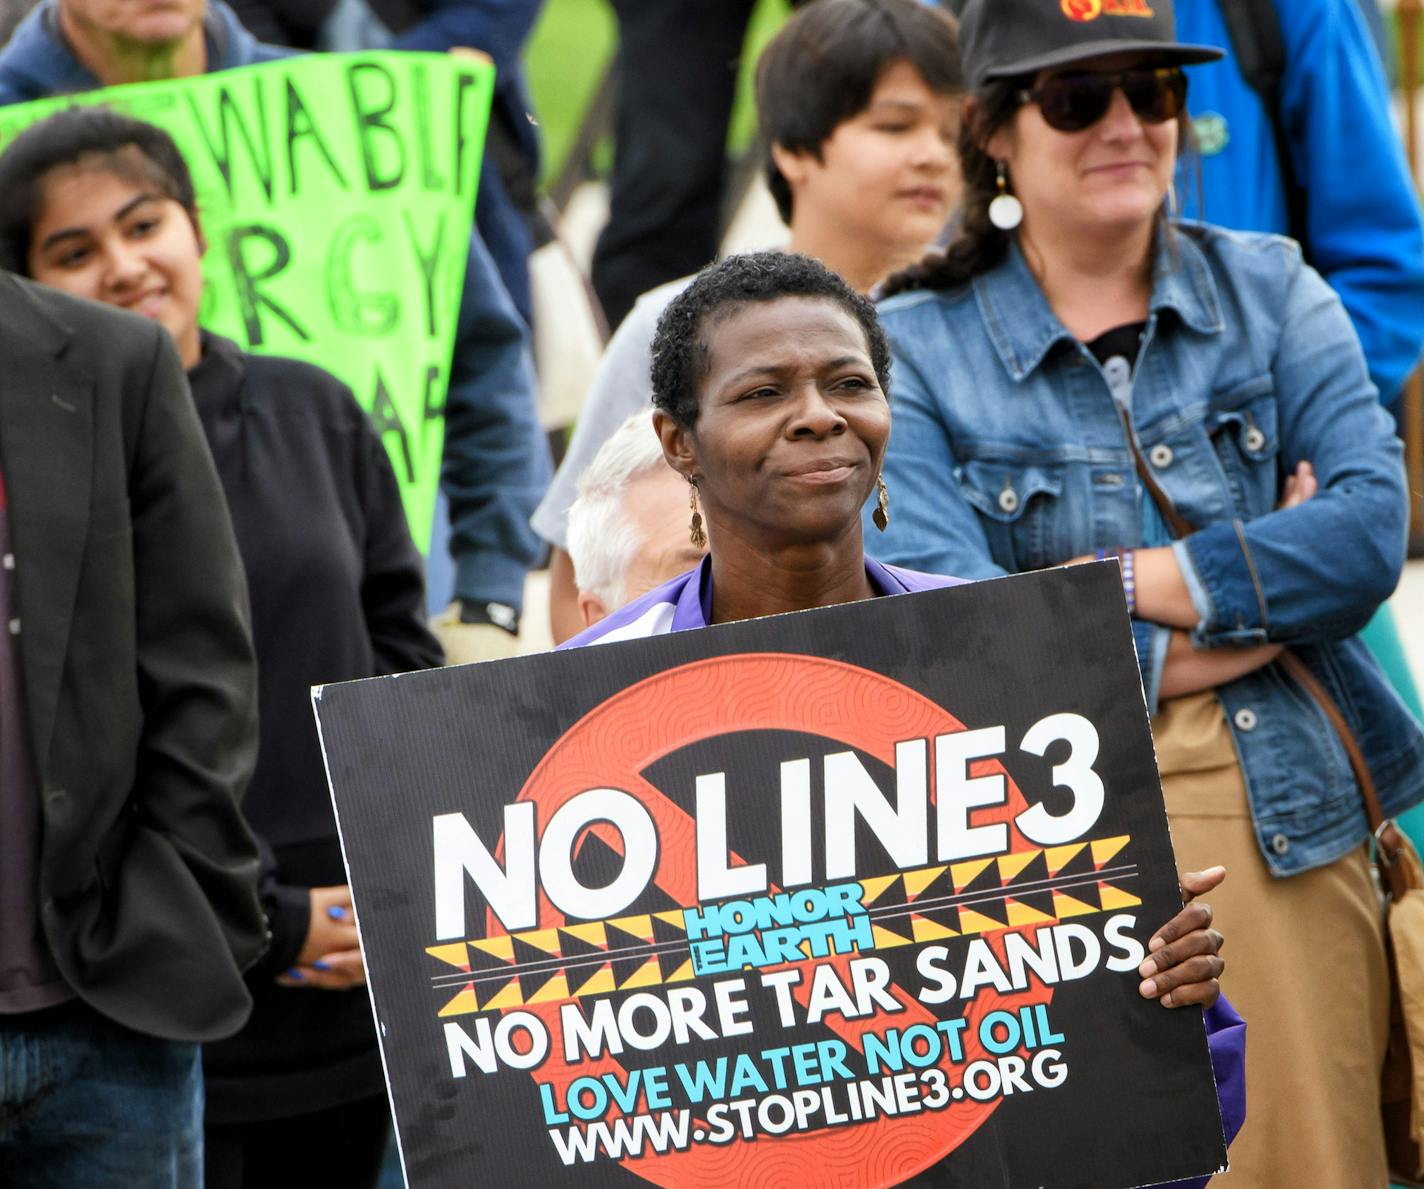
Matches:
[1062,0,1154,19]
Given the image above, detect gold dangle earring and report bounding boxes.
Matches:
[873,475,890,532]
[689,481,707,548]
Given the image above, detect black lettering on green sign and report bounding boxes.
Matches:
[421,363,444,461]
[346,62,405,192]
[188,81,274,202]
[368,366,415,483]
[327,215,399,335]
[422,363,444,431]
[225,224,310,346]
[402,209,445,339]
[413,62,446,193]
[453,71,478,201]
[285,77,348,193]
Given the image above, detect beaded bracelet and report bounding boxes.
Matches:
[1093,547,1137,617]
[1120,548,1137,617]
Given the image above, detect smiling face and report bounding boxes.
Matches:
[657,296,890,553]
[987,52,1178,241]
[28,158,204,367]
[775,59,959,259]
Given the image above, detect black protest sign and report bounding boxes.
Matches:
[314,564,1226,1187]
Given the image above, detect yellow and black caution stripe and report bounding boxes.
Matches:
[427,836,1138,1017]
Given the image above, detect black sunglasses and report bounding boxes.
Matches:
[1017,67,1188,133]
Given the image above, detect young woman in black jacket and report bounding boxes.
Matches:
[0,107,445,1188]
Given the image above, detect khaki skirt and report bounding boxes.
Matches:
[1153,691,1390,1188]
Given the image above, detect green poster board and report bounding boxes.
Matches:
[0,52,493,551]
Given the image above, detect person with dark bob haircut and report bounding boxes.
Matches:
[0,110,197,273]
[565,251,1244,1186]
[756,0,962,226]
[0,105,445,1188]
[536,0,962,641]
[649,251,892,430]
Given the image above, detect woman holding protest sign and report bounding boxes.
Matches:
[0,108,443,1187]
[566,249,1242,1187]
[868,0,1424,1183]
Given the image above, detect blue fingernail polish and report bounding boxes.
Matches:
[286,967,302,981]
[313,960,330,971]
[327,906,347,921]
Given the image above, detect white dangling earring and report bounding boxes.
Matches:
[1166,180,1179,222]
[988,160,1023,231]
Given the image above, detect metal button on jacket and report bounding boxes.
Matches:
[1149,443,1174,469]
[1234,707,1259,731]
[1243,425,1267,453]
[1270,833,1291,856]
[998,487,1020,514]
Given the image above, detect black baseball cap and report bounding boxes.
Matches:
[958,0,1224,89]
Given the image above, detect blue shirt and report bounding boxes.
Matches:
[0,0,287,95]
[1177,0,1424,404]
[871,223,1424,876]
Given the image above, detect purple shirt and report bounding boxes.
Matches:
[562,555,966,648]
[562,554,1247,1181]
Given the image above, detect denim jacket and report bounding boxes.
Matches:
[870,223,1424,877]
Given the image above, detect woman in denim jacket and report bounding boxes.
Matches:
[871,0,1424,1183]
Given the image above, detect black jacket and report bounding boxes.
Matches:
[0,276,265,1042]
[191,334,443,1122]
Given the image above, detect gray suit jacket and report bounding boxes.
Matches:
[0,273,265,1042]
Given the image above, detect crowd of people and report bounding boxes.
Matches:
[0,0,1420,1185]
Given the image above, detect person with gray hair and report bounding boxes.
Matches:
[566,413,707,629]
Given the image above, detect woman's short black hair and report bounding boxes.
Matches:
[0,106,198,274]
[756,0,962,224]
[650,251,892,428]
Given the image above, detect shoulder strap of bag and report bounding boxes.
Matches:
[1113,406,1408,898]
[1117,405,1197,539]
[1274,652,1408,900]
[1216,0,1309,246]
